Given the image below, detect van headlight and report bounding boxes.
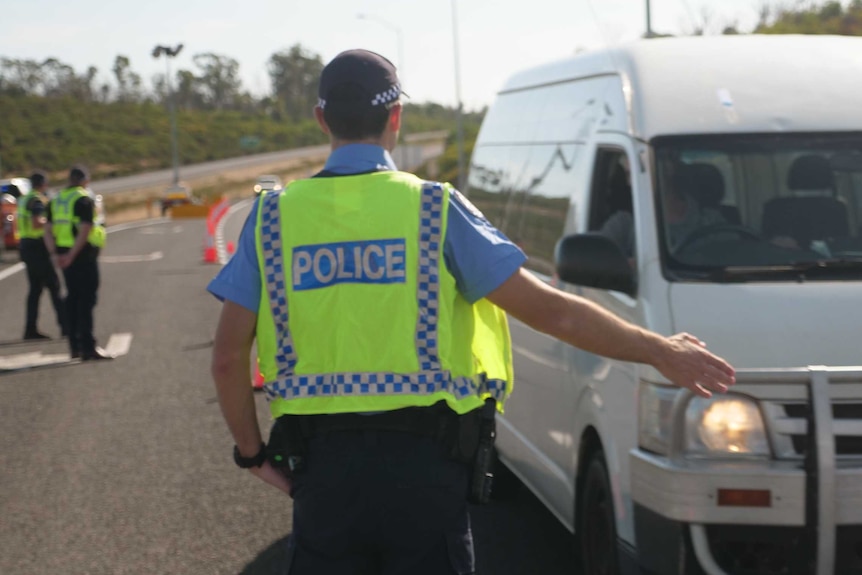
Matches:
[685,395,770,457]
[638,382,680,455]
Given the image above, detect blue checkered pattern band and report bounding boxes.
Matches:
[415,182,444,372]
[264,371,507,401]
[260,191,298,376]
[371,85,401,108]
[259,180,504,404]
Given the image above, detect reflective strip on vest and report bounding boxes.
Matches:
[257,182,511,401]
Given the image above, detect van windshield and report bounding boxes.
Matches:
[654,133,862,281]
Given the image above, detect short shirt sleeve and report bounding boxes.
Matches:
[208,186,527,311]
[74,195,95,223]
[443,188,526,303]
[206,200,262,312]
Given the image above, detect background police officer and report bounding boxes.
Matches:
[208,49,735,575]
[44,166,112,361]
[18,171,66,340]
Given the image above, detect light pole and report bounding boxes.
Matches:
[356,14,405,88]
[356,14,409,163]
[645,0,654,38]
[152,43,184,186]
[451,0,466,191]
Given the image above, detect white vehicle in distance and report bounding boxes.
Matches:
[254,175,283,196]
[470,35,862,575]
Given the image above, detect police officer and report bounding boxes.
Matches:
[43,166,112,361]
[208,49,735,575]
[18,171,66,340]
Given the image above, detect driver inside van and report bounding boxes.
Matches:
[662,161,726,251]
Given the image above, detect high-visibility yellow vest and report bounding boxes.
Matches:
[17,190,46,240]
[254,171,514,418]
[51,187,106,249]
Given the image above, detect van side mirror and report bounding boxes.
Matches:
[554,233,637,296]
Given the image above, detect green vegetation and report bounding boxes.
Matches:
[756,0,862,34]
[0,44,484,185]
[5,2,859,187]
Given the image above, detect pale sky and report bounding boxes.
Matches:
[2,0,771,111]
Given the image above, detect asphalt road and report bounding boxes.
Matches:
[0,202,579,575]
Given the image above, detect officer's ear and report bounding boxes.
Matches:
[314,106,331,135]
[387,103,402,133]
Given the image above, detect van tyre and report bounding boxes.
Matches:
[579,450,620,575]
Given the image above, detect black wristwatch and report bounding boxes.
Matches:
[233,443,267,469]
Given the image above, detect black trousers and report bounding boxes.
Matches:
[62,257,99,355]
[286,429,475,575]
[20,240,65,336]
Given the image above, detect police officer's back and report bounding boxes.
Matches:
[44,166,112,361]
[209,49,735,575]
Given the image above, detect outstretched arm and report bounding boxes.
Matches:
[486,268,735,397]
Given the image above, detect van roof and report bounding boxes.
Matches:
[499,35,862,139]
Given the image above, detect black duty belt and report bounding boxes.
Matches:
[285,401,457,441]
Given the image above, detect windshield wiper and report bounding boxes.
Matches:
[707,258,862,281]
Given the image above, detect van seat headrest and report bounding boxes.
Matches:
[787,154,834,192]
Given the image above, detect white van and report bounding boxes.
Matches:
[468,35,862,575]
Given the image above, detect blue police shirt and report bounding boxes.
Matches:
[207,143,526,310]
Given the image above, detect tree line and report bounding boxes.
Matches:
[0,43,328,120]
[1,2,861,182]
[0,43,483,180]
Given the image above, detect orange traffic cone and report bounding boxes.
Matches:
[203,245,218,263]
[253,360,264,390]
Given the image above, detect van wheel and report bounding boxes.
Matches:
[579,450,620,575]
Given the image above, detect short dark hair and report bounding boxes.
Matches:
[69,165,89,186]
[30,170,47,189]
[322,83,391,140]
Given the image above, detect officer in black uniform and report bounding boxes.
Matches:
[19,171,66,340]
[43,166,112,361]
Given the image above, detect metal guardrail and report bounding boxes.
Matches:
[89,131,450,197]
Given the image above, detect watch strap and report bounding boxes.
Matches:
[233,442,267,469]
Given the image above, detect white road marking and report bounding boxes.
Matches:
[0,263,25,282]
[101,251,163,263]
[0,218,171,283]
[0,351,75,371]
[0,332,133,372]
[104,332,133,357]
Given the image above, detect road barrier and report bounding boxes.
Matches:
[203,197,231,264]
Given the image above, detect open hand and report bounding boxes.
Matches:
[654,333,735,398]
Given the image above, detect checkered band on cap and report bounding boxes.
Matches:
[415,181,444,372]
[371,85,401,107]
[260,191,298,377]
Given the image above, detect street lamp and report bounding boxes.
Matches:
[451,0,466,191]
[356,13,405,87]
[356,14,409,163]
[152,43,184,186]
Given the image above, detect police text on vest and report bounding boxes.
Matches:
[292,239,407,291]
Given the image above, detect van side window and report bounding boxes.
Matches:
[590,149,635,260]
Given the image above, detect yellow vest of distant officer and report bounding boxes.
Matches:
[17,190,47,240]
[51,187,106,249]
[254,171,514,418]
